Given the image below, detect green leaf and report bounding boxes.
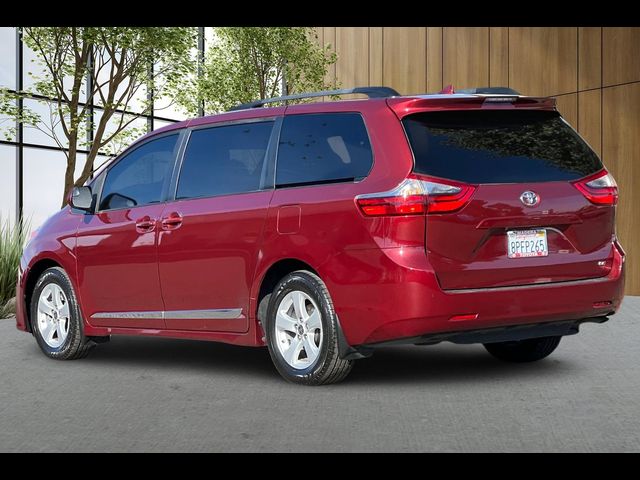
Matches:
[168,27,338,115]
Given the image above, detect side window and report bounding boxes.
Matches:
[176,121,273,200]
[276,113,373,187]
[99,134,179,210]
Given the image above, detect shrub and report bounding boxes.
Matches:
[0,218,28,318]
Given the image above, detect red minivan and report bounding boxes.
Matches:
[15,86,625,385]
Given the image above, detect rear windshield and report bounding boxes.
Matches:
[402,110,602,184]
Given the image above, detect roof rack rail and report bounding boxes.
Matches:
[228,86,401,111]
[455,87,521,95]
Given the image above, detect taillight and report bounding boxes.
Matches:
[572,170,618,206]
[419,176,476,213]
[355,178,426,216]
[355,176,476,217]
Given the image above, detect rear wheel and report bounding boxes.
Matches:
[265,270,353,385]
[30,267,94,360]
[484,336,561,363]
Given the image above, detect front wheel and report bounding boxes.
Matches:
[265,270,353,385]
[30,267,94,360]
[484,336,562,363]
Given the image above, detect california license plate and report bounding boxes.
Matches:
[507,229,548,258]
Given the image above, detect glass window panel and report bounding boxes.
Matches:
[128,83,148,114]
[23,148,66,228]
[276,114,373,187]
[0,27,16,89]
[91,154,114,178]
[403,110,603,183]
[153,54,192,121]
[153,119,177,131]
[93,53,147,114]
[154,88,189,121]
[93,107,147,156]
[0,145,17,224]
[177,122,273,200]
[22,99,70,148]
[23,42,50,93]
[99,134,179,210]
[204,27,215,48]
[23,39,87,97]
[0,98,16,142]
[23,149,86,229]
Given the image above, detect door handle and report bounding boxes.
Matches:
[135,216,156,232]
[161,212,183,230]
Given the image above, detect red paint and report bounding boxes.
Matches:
[425,180,617,290]
[77,205,167,329]
[450,314,479,321]
[157,191,271,332]
[15,93,625,353]
[593,301,613,308]
[276,206,302,234]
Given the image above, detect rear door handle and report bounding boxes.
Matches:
[161,212,183,230]
[135,216,156,232]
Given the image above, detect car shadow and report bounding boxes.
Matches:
[348,343,581,386]
[85,335,276,379]
[83,335,579,385]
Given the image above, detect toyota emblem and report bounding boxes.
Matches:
[520,191,540,207]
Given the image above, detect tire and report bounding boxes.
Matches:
[265,270,353,385]
[30,267,94,360]
[484,336,562,363]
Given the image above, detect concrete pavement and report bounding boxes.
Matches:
[1,297,639,452]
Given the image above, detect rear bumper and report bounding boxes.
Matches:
[325,242,625,346]
[370,316,608,347]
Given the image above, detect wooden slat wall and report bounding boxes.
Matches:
[315,27,640,295]
[443,28,489,88]
[603,83,640,295]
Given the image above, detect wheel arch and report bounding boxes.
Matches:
[255,258,319,322]
[23,258,63,332]
[251,258,369,360]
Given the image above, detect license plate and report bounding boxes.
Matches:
[507,229,548,258]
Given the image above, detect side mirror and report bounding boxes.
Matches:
[70,186,93,212]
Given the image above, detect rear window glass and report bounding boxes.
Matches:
[403,110,602,184]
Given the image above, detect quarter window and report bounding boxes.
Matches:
[276,113,373,187]
[177,121,274,200]
[99,134,179,211]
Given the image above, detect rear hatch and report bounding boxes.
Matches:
[401,108,617,290]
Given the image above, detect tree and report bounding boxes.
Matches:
[174,27,337,115]
[0,27,196,207]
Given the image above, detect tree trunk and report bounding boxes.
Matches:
[61,165,76,209]
[73,152,96,191]
[61,149,77,209]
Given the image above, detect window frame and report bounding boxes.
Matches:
[94,129,186,213]
[170,116,282,202]
[274,111,374,190]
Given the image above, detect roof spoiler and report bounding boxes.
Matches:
[439,85,522,95]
